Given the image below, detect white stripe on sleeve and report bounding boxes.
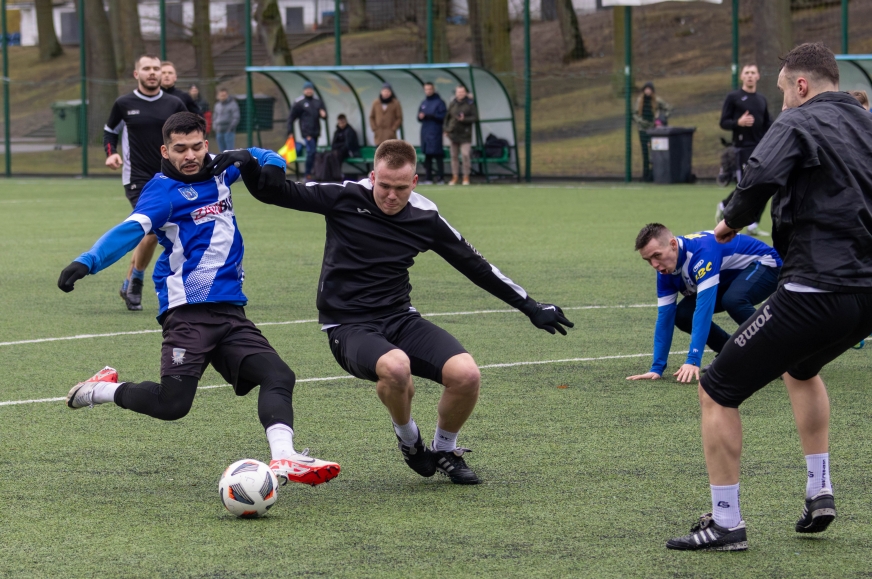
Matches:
[657,293,678,307]
[125,213,152,234]
[698,274,720,293]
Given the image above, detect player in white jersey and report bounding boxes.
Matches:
[59,112,338,487]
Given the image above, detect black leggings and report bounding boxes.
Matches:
[114,353,296,429]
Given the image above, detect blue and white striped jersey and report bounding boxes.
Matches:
[650,231,781,374]
[75,148,284,319]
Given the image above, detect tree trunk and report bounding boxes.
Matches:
[108,0,126,78]
[349,0,366,32]
[611,6,631,95]
[81,0,119,144]
[752,0,792,120]
[119,0,146,76]
[255,0,294,66]
[35,0,63,61]
[556,0,587,62]
[193,0,217,103]
[468,0,515,102]
[431,0,450,62]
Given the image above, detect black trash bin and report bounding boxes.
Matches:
[646,127,696,184]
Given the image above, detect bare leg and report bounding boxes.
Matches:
[783,373,829,455]
[437,353,480,432]
[133,233,158,271]
[699,383,742,485]
[374,349,414,425]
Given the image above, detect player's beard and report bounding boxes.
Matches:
[139,77,160,93]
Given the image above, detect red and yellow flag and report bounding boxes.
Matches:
[277,135,297,163]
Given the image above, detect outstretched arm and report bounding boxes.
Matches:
[628,297,675,380]
[431,216,573,335]
[58,220,146,292]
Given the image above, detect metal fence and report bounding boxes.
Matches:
[1,0,868,181]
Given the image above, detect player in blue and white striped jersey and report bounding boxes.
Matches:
[627,224,781,384]
[58,112,339,488]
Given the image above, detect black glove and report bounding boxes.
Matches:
[528,302,574,335]
[58,261,90,293]
[206,149,254,177]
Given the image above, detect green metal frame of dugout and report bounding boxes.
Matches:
[246,64,521,182]
[836,55,872,95]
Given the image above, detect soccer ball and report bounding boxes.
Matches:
[218,459,278,518]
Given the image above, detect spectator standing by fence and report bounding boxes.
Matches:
[444,85,478,186]
[212,88,240,152]
[370,83,403,146]
[189,84,211,132]
[288,81,327,181]
[418,82,447,185]
[633,82,671,182]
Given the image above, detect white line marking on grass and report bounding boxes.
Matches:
[0,350,702,407]
[0,304,656,348]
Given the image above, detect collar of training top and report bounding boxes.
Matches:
[801,91,864,108]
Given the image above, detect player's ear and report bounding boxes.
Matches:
[160,145,169,160]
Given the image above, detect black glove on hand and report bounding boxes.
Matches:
[206,149,254,177]
[528,303,574,335]
[58,261,90,293]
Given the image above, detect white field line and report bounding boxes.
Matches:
[0,304,656,348]
[0,350,698,408]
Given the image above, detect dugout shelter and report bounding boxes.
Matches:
[836,55,872,95]
[247,63,520,182]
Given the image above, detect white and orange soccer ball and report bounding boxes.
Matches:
[218,459,278,518]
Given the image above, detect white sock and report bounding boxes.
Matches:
[392,418,419,446]
[432,426,458,452]
[747,222,759,231]
[805,453,833,498]
[265,424,296,460]
[710,483,742,529]
[92,382,121,405]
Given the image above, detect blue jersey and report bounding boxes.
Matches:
[74,148,285,319]
[650,231,781,374]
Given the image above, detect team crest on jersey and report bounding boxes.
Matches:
[178,185,199,201]
[172,348,186,365]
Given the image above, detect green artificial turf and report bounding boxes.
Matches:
[1,178,870,578]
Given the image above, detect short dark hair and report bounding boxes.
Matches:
[741,63,758,72]
[134,54,161,69]
[456,84,467,91]
[634,223,672,251]
[161,60,176,70]
[779,42,839,85]
[217,86,228,93]
[162,112,206,145]
[337,113,347,121]
[423,81,434,87]
[374,139,417,170]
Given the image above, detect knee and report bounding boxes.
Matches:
[156,396,194,421]
[376,349,412,389]
[442,355,481,395]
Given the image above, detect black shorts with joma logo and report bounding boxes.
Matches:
[700,287,872,408]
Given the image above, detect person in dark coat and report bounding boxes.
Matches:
[417,82,447,184]
[331,114,360,161]
[288,81,327,180]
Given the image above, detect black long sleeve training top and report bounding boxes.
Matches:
[241,173,539,324]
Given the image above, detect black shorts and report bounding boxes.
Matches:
[700,288,872,408]
[326,310,468,384]
[160,303,278,395]
[124,182,147,209]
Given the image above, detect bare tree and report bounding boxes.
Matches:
[556,0,587,62]
[752,0,793,119]
[255,0,294,66]
[35,0,63,61]
[193,0,217,102]
[109,0,146,79]
[468,0,515,101]
[81,0,119,144]
[349,0,367,32]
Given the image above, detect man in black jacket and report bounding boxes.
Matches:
[667,43,872,552]
[207,139,573,486]
[715,64,773,236]
[287,81,326,180]
[160,61,201,115]
[331,114,360,161]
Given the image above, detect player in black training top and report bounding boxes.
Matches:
[160,61,201,115]
[715,64,773,236]
[103,55,187,311]
[667,43,872,553]
[207,139,574,486]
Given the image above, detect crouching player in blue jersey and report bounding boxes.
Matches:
[627,223,781,383]
[57,112,339,487]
